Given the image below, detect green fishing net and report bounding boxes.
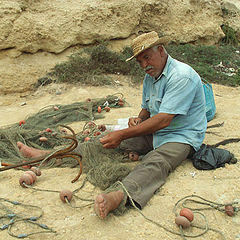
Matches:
[0,94,133,191]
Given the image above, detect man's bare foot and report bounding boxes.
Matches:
[94,190,124,219]
[17,141,50,158]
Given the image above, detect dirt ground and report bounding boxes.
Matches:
[0,78,240,240]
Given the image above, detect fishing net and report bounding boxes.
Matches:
[0,94,133,191]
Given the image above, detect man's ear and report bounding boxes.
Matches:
[157,45,162,51]
[158,45,166,57]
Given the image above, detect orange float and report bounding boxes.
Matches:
[175,216,190,228]
[104,106,110,112]
[25,171,37,183]
[45,128,52,133]
[94,131,101,136]
[179,208,194,222]
[30,167,42,176]
[19,120,26,126]
[128,152,139,161]
[59,189,73,203]
[39,136,48,142]
[19,175,33,187]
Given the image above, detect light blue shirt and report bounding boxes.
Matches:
[141,55,207,151]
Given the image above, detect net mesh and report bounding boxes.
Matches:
[0,94,133,191]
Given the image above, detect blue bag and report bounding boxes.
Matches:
[202,79,216,122]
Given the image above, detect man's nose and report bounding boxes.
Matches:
[141,60,148,69]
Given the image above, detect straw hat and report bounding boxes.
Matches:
[126,31,169,61]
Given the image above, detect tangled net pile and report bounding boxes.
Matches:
[0,94,132,190]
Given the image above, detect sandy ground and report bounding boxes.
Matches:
[0,78,240,240]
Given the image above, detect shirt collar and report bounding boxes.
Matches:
[154,55,172,83]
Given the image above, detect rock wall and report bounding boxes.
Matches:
[0,0,239,94]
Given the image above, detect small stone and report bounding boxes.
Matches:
[225,205,235,216]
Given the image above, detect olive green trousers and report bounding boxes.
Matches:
[119,135,194,209]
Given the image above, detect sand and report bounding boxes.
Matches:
[0,78,240,240]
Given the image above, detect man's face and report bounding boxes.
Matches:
[136,46,167,79]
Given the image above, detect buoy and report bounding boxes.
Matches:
[179,208,194,222]
[83,129,90,135]
[129,152,139,161]
[45,128,52,133]
[118,99,124,106]
[104,106,110,112]
[59,190,73,203]
[19,120,26,126]
[87,121,96,128]
[25,171,37,183]
[30,167,42,176]
[175,216,191,229]
[97,106,101,113]
[39,136,48,142]
[84,137,91,142]
[94,131,101,136]
[225,205,235,216]
[23,173,35,184]
[22,165,31,169]
[19,175,33,187]
[98,125,106,132]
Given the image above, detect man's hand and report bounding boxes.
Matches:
[128,117,142,127]
[100,131,124,148]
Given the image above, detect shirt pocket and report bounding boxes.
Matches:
[153,97,163,114]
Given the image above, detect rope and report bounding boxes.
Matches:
[117,182,238,240]
[0,198,55,238]
[21,181,95,209]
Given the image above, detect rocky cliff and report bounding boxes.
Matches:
[0,0,239,94]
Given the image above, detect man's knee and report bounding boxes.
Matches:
[141,155,173,176]
[120,136,153,155]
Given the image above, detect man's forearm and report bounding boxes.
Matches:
[121,112,175,140]
[138,109,150,121]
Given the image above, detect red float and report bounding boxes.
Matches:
[179,208,194,222]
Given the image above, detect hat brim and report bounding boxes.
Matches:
[125,36,170,62]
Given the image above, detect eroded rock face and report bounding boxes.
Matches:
[0,0,226,53]
[0,0,143,54]
[0,0,239,94]
[222,0,240,39]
